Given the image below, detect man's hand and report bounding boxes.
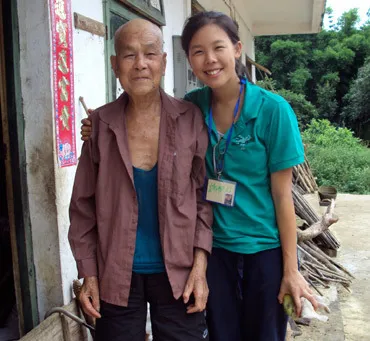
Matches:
[79,276,101,318]
[183,249,209,314]
[81,116,92,141]
[278,269,318,317]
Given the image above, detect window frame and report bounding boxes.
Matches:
[118,0,166,26]
[103,0,165,102]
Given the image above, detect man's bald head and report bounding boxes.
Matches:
[110,18,167,98]
[114,18,163,54]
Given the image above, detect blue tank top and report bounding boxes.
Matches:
[132,164,165,274]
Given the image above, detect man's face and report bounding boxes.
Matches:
[111,26,167,97]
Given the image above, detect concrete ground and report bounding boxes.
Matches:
[289,193,370,341]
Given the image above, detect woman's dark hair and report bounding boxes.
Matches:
[181,11,252,82]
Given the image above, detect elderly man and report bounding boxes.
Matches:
[68,19,213,341]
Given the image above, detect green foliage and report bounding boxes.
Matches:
[302,119,370,194]
[289,68,312,95]
[255,7,370,137]
[256,76,277,91]
[316,72,340,120]
[336,9,360,36]
[269,40,308,89]
[342,59,370,139]
[302,119,362,148]
[312,43,355,74]
[305,145,370,194]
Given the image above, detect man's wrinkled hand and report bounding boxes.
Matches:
[79,276,101,318]
[183,267,209,314]
[81,116,92,141]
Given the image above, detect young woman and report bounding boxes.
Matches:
[80,11,317,341]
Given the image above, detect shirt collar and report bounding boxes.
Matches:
[98,88,189,128]
[204,79,261,129]
[241,80,261,124]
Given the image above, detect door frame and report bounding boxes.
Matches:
[0,0,39,335]
[104,0,142,102]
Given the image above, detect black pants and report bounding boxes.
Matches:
[206,247,288,341]
[95,272,208,341]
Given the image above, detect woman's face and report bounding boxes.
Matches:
[187,24,242,89]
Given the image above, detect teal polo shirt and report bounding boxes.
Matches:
[184,80,304,254]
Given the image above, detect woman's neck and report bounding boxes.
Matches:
[211,75,241,105]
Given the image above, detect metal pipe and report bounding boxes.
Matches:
[44,307,95,332]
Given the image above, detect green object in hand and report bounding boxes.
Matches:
[283,294,296,317]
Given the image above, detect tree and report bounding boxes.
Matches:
[289,68,312,95]
[255,7,370,138]
[336,9,360,36]
[341,59,370,140]
[316,73,339,120]
[326,6,335,30]
[269,40,308,89]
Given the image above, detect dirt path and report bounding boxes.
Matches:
[304,193,370,341]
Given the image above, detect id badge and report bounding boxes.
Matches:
[205,178,237,207]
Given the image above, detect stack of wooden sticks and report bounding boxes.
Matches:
[293,158,318,195]
[292,185,354,294]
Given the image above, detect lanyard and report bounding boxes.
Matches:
[208,78,246,178]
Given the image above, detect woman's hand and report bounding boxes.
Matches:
[278,269,318,317]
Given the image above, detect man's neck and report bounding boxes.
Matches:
[126,90,161,118]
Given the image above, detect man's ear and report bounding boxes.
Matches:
[162,52,167,76]
[110,55,118,77]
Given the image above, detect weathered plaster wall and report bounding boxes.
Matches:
[162,0,191,96]
[17,0,107,319]
[17,0,63,319]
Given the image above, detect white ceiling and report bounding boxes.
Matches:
[246,0,326,36]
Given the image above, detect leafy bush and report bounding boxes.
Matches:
[302,119,370,194]
[302,119,362,148]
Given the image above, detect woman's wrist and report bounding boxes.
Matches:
[282,255,298,274]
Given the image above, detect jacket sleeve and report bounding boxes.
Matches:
[191,107,213,254]
[68,122,99,278]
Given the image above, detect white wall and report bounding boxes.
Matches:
[58,0,107,306]
[162,0,191,95]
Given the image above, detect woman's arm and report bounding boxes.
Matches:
[271,168,318,317]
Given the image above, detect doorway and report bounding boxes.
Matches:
[0,110,17,340]
[0,0,38,338]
